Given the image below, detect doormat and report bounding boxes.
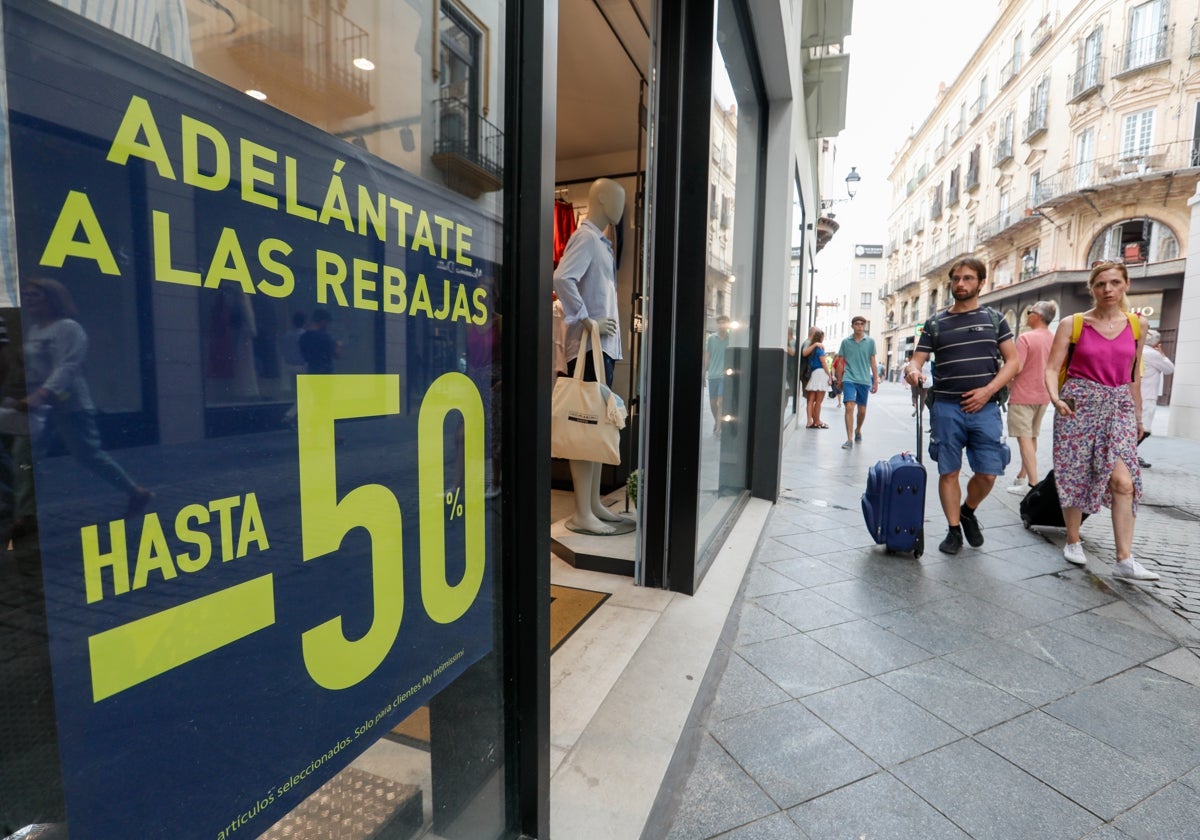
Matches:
[386,585,611,749]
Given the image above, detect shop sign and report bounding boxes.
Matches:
[854,244,884,259]
[4,4,495,837]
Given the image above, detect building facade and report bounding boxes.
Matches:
[0,0,852,837]
[880,0,1199,387]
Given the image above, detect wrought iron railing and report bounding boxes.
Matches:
[1115,28,1171,75]
[1068,56,1104,102]
[1023,107,1048,142]
[1027,139,1200,208]
[434,95,504,179]
[994,137,1013,167]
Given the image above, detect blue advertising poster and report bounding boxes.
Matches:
[3,2,499,836]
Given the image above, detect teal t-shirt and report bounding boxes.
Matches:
[706,332,728,380]
[837,335,876,385]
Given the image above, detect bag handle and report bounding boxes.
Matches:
[573,320,608,385]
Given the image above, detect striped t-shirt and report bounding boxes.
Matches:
[916,307,1013,399]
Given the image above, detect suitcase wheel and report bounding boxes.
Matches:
[913,529,924,559]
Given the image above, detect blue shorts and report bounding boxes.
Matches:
[707,377,724,397]
[928,399,1010,476]
[842,381,871,405]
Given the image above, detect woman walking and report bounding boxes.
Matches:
[1043,262,1157,581]
[804,330,830,428]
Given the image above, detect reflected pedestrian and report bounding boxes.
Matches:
[20,278,152,518]
[803,330,830,429]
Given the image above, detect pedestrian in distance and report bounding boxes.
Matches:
[905,257,1019,555]
[1006,300,1057,494]
[803,329,831,429]
[836,316,878,450]
[1044,261,1158,581]
[1136,328,1174,469]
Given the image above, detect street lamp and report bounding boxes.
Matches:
[820,166,861,209]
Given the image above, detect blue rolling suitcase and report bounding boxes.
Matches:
[861,407,927,557]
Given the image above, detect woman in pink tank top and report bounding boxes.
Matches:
[1043,262,1156,582]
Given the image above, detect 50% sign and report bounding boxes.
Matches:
[298,372,486,690]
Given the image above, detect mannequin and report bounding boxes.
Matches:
[553,178,631,535]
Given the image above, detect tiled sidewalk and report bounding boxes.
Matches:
[645,386,1200,840]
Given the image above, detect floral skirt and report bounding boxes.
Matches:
[1053,378,1142,515]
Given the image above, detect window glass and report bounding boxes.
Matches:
[699,0,762,564]
[0,1,508,837]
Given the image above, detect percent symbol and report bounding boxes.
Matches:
[445,487,464,519]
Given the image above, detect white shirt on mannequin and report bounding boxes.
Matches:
[553,219,622,364]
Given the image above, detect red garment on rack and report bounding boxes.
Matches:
[553,199,576,267]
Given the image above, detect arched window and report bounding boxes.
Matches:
[1087,217,1179,265]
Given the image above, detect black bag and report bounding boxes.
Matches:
[1019,470,1089,530]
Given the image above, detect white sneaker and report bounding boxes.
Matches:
[1007,483,1030,496]
[1113,557,1160,582]
[1062,541,1087,566]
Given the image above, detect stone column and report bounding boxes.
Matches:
[1167,181,1200,440]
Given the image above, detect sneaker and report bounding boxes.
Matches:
[939,528,963,555]
[1062,541,1086,566]
[1113,557,1160,581]
[1137,456,1151,469]
[854,433,863,443]
[1006,483,1031,496]
[841,440,853,450]
[959,507,984,547]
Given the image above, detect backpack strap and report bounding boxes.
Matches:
[1126,311,1141,342]
[1070,313,1084,344]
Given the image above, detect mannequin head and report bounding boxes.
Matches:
[587,178,626,229]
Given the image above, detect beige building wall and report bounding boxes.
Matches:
[879,0,1200,375]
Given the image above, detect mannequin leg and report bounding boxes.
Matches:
[567,459,618,534]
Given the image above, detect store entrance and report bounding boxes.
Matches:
[548,1,650,580]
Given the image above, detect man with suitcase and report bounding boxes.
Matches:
[904,257,1020,555]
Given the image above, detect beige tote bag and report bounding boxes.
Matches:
[551,322,623,464]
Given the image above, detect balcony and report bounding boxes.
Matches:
[1067,57,1104,103]
[1029,139,1200,210]
[1023,108,1048,142]
[947,183,960,207]
[930,196,943,220]
[935,140,947,161]
[432,95,505,198]
[219,0,373,124]
[922,243,966,279]
[969,95,986,124]
[977,205,1038,245]
[1192,22,1200,57]
[914,216,925,234]
[994,137,1014,167]
[999,57,1017,89]
[1030,17,1053,55]
[1114,29,1171,77]
[951,122,965,142]
[917,163,929,182]
[964,167,980,192]
[895,269,920,293]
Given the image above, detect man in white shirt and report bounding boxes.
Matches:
[1137,329,1174,468]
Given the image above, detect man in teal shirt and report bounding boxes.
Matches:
[705,315,730,436]
[836,316,878,449]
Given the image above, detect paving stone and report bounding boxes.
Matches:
[1147,647,1200,686]
[976,711,1171,821]
[736,633,868,698]
[808,578,914,617]
[753,589,859,633]
[662,733,780,840]
[732,601,799,648]
[1111,782,1200,840]
[801,678,960,767]
[710,701,877,809]
[944,639,1089,706]
[806,619,935,675]
[924,592,1041,639]
[966,579,1088,623]
[869,606,992,656]
[1045,668,1200,777]
[788,772,969,840]
[1013,571,1119,611]
[740,564,802,598]
[711,811,809,840]
[878,657,1033,735]
[1007,624,1140,683]
[1050,611,1179,663]
[893,739,1101,839]
[766,555,855,589]
[708,653,792,723]
[773,530,856,558]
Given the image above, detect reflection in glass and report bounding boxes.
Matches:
[0,1,508,837]
[696,0,762,569]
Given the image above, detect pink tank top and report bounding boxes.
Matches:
[1066,322,1135,387]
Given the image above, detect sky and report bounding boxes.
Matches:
[813,0,999,297]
